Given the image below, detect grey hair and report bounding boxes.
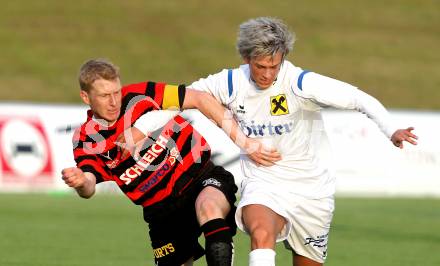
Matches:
[237,17,295,61]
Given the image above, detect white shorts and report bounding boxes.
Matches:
[235,179,335,263]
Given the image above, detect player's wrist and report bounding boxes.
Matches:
[242,138,261,154]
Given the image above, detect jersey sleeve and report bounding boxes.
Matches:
[122,81,186,110]
[72,128,113,183]
[189,69,235,105]
[297,71,398,138]
[134,110,179,134]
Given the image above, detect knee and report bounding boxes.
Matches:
[249,226,276,248]
[250,226,273,242]
[198,197,221,218]
[197,197,230,225]
[196,188,230,224]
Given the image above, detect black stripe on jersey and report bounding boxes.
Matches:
[175,130,196,160]
[178,84,186,108]
[111,156,137,176]
[146,81,157,100]
[133,167,175,205]
[80,165,103,182]
[76,154,97,163]
[120,81,151,114]
[84,129,116,143]
[120,95,158,124]
[121,94,146,114]
[173,150,211,195]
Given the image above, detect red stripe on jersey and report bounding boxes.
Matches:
[72,128,83,142]
[121,82,147,97]
[124,97,160,122]
[153,82,166,109]
[73,146,88,158]
[78,158,112,181]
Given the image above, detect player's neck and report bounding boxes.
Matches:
[92,115,116,127]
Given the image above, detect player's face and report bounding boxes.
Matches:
[246,51,283,89]
[80,78,122,125]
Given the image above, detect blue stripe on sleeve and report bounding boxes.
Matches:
[297,70,310,91]
[227,69,233,97]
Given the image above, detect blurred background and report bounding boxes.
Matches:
[1,0,439,108]
[0,0,439,265]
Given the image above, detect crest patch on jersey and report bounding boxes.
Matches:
[270,94,289,116]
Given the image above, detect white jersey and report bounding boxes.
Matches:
[190,60,397,198]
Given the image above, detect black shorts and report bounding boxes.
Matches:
[145,163,238,266]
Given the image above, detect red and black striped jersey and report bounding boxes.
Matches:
[73,81,211,208]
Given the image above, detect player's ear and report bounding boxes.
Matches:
[80,90,90,105]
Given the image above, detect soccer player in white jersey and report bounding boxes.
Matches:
[190,17,418,266]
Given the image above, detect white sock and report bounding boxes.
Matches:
[249,249,276,266]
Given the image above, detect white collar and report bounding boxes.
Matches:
[92,115,115,127]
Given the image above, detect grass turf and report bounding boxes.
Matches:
[0,193,439,265]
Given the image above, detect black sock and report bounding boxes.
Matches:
[201,218,234,266]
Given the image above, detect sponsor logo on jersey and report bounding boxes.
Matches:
[304,233,329,259]
[101,150,121,169]
[138,161,170,192]
[105,158,119,169]
[202,178,221,187]
[239,120,294,137]
[119,135,168,185]
[153,243,175,258]
[304,233,328,248]
[270,94,289,116]
[138,147,180,192]
[237,104,246,114]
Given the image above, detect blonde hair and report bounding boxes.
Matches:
[78,58,120,92]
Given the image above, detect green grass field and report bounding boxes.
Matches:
[0,193,439,266]
[0,0,439,109]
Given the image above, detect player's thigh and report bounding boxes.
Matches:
[148,206,204,266]
[294,253,323,266]
[195,165,238,223]
[195,186,230,223]
[242,204,286,235]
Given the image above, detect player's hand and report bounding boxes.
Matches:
[244,138,282,166]
[61,167,87,188]
[115,127,147,160]
[391,127,418,149]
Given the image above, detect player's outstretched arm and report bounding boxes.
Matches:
[183,89,281,166]
[390,127,418,149]
[61,167,97,198]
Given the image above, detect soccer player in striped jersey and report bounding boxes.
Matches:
[190,17,418,266]
[61,58,259,266]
